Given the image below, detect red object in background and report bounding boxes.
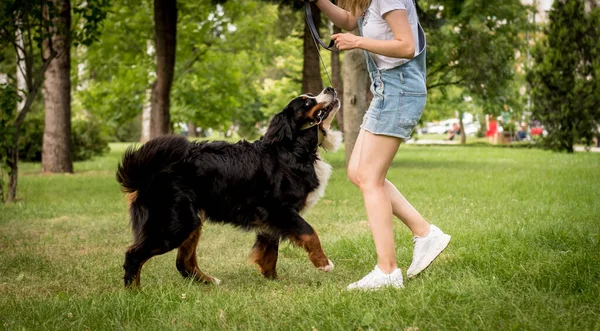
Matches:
[486,120,498,137]
[531,127,543,136]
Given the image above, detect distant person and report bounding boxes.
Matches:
[447,122,460,141]
[515,122,527,141]
[486,114,498,144]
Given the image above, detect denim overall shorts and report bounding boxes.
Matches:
[359,17,427,140]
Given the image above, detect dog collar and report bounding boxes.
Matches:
[300,121,325,145]
[300,121,320,130]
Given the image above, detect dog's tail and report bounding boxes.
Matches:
[116,136,191,240]
[116,135,191,194]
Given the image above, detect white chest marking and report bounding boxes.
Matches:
[300,129,342,215]
[302,156,332,215]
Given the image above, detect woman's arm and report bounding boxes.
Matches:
[332,10,415,59]
[313,0,360,31]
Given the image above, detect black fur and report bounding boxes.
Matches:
[117,92,336,287]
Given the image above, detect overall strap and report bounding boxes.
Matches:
[357,16,380,75]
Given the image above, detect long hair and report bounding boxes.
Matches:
[337,0,371,17]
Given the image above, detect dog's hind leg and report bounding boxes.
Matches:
[279,211,334,273]
[249,233,280,279]
[176,227,221,285]
[123,241,169,288]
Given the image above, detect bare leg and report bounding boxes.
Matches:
[348,130,430,238]
[353,131,401,273]
[384,179,430,237]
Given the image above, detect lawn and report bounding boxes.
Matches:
[1,141,599,330]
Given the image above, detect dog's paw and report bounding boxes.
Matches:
[212,277,222,285]
[318,259,334,272]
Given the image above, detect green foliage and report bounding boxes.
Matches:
[17,112,44,162]
[72,0,153,139]
[77,0,305,140]
[527,0,600,152]
[417,0,532,120]
[71,117,111,161]
[72,0,111,47]
[171,1,303,137]
[3,109,110,163]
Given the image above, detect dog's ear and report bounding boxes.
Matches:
[263,110,294,144]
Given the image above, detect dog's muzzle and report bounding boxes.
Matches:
[302,88,339,131]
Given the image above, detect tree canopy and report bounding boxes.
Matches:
[527,0,600,152]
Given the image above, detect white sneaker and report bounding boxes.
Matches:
[347,265,404,291]
[406,224,451,278]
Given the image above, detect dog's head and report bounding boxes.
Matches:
[263,87,340,145]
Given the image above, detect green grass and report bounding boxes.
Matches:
[1,141,599,330]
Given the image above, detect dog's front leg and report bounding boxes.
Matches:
[281,212,334,272]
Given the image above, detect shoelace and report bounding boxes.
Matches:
[356,269,380,286]
[412,236,423,260]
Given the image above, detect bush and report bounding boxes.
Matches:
[17,115,109,162]
[71,118,110,161]
[18,113,44,162]
[113,116,141,142]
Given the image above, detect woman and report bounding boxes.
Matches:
[486,114,499,144]
[311,0,451,290]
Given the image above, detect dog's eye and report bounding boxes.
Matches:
[305,101,311,107]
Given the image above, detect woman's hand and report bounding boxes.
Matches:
[332,33,361,51]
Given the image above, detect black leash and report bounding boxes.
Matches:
[304,1,337,89]
[304,1,338,52]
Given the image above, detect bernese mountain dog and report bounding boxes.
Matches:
[116,87,342,287]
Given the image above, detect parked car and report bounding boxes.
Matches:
[421,112,477,135]
[425,119,457,134]
[463,122,481,136]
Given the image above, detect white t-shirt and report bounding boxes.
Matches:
[361,0,420,69]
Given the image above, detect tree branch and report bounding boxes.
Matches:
[427,63,450,78]
[427,80,463,90]
[176,47,208,79]
[15,49,57,129]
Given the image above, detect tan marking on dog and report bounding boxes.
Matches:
[125,191,138,206]
[249,242,278,279]
[291,233,334,271]
[198,209,207,222]
[306,103,326,119]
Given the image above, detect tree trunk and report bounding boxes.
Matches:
[331,25,343,133]
[42,0,73,173]
[150,0,177,139]
[459,113,466,144]
[302,2,323,94]
[188,122,197,137]
[140,87,152,143]
[342,31,369,166]
[16,26,26,112]
[7,148,18,203]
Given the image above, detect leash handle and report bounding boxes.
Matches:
[304,2,339,52]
